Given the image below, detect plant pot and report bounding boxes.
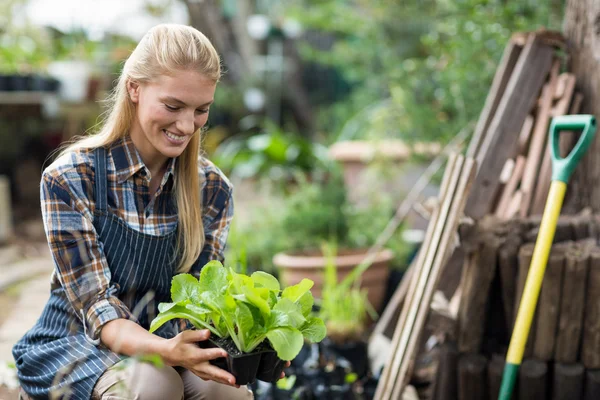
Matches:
[198,336,262,385]
[256,346,286,383]
[0,75,10,91]
[322,337,369,378]
[273,248,393,313]
[8,74,29,91]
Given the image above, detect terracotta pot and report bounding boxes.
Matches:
[273,248,393,313]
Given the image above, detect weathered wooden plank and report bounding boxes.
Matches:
[467,35,524,158]
[375,154,462,400]
[466,33,555,219]
[391,158,478,400]
[530,74,577,216]
[520,81,557,217]
[495,155,526,219]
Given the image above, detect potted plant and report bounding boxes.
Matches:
[149,260,327,385]
[272,173,410,313]
[316,244,374,379]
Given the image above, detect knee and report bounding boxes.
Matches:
[127,362,184,400]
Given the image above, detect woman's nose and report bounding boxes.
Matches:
[176,112,196,135]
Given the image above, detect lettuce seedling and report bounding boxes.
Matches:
[150,260,326,360]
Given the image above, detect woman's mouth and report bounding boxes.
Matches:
[163,129,187,144]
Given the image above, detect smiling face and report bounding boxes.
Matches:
[127,69,217,172]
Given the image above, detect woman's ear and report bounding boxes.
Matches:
[127,80,140,103]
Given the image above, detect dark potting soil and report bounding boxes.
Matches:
[210,336,243,357]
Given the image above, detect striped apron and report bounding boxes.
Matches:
[13,147,180,399]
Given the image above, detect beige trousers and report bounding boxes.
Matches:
[91,359,254,400]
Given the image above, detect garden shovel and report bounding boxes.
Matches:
[498,114,597,400]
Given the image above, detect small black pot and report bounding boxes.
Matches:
[256,345,286,383]
[0,75,9,91]
[322,338,369,378]
[199,336,262,385]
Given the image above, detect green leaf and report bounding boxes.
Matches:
[272,298,306,328]
[171,274,200,303]
[276,375,296,390]
[198,261,228,294]
[282,279,314,302]
[300,317,327,343]
[241,286,271,317]
[235,302,254,349]
[251,271,280,291]
[149,305,210,333]
[157,302,178,313]
[185,303,212,315]
[297,291,314,317]
[266,327,304,361]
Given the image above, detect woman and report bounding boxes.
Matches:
[13,24,262,399]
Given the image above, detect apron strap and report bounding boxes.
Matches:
[94,147,108,212]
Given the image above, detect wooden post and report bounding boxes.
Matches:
[487,354,505,400]
[515,243,536,357]
[555,242,590,363]
[458,354,488,400]
[518,359,547,400]
[458,229,503,354]
[498,236,521,331]
[552,363,584,400]
[533,244,566,361]
[584,369,600,400]
[582,247,600,368]
[431,342,458,400]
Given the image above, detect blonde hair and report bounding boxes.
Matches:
[61,24,221,273]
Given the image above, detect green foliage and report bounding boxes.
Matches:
[276,374,297,390]
[318,243,375,341]
[280,173,349,252]
[212,120,330,183]
[150,260,326,360]
[288,0,563,144]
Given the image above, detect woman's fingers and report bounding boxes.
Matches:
[195,363,238,387]
[181,329,211,342]
[201,347,228,361]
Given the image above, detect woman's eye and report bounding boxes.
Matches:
[196,109,209,114]
[165,104,179,111]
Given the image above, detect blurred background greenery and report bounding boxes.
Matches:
[0,0,564,275]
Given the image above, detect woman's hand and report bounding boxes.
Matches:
[162,329,239,387]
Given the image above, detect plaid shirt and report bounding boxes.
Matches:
[41,136,234,338]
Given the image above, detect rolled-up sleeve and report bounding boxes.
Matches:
[41,172,135,344]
